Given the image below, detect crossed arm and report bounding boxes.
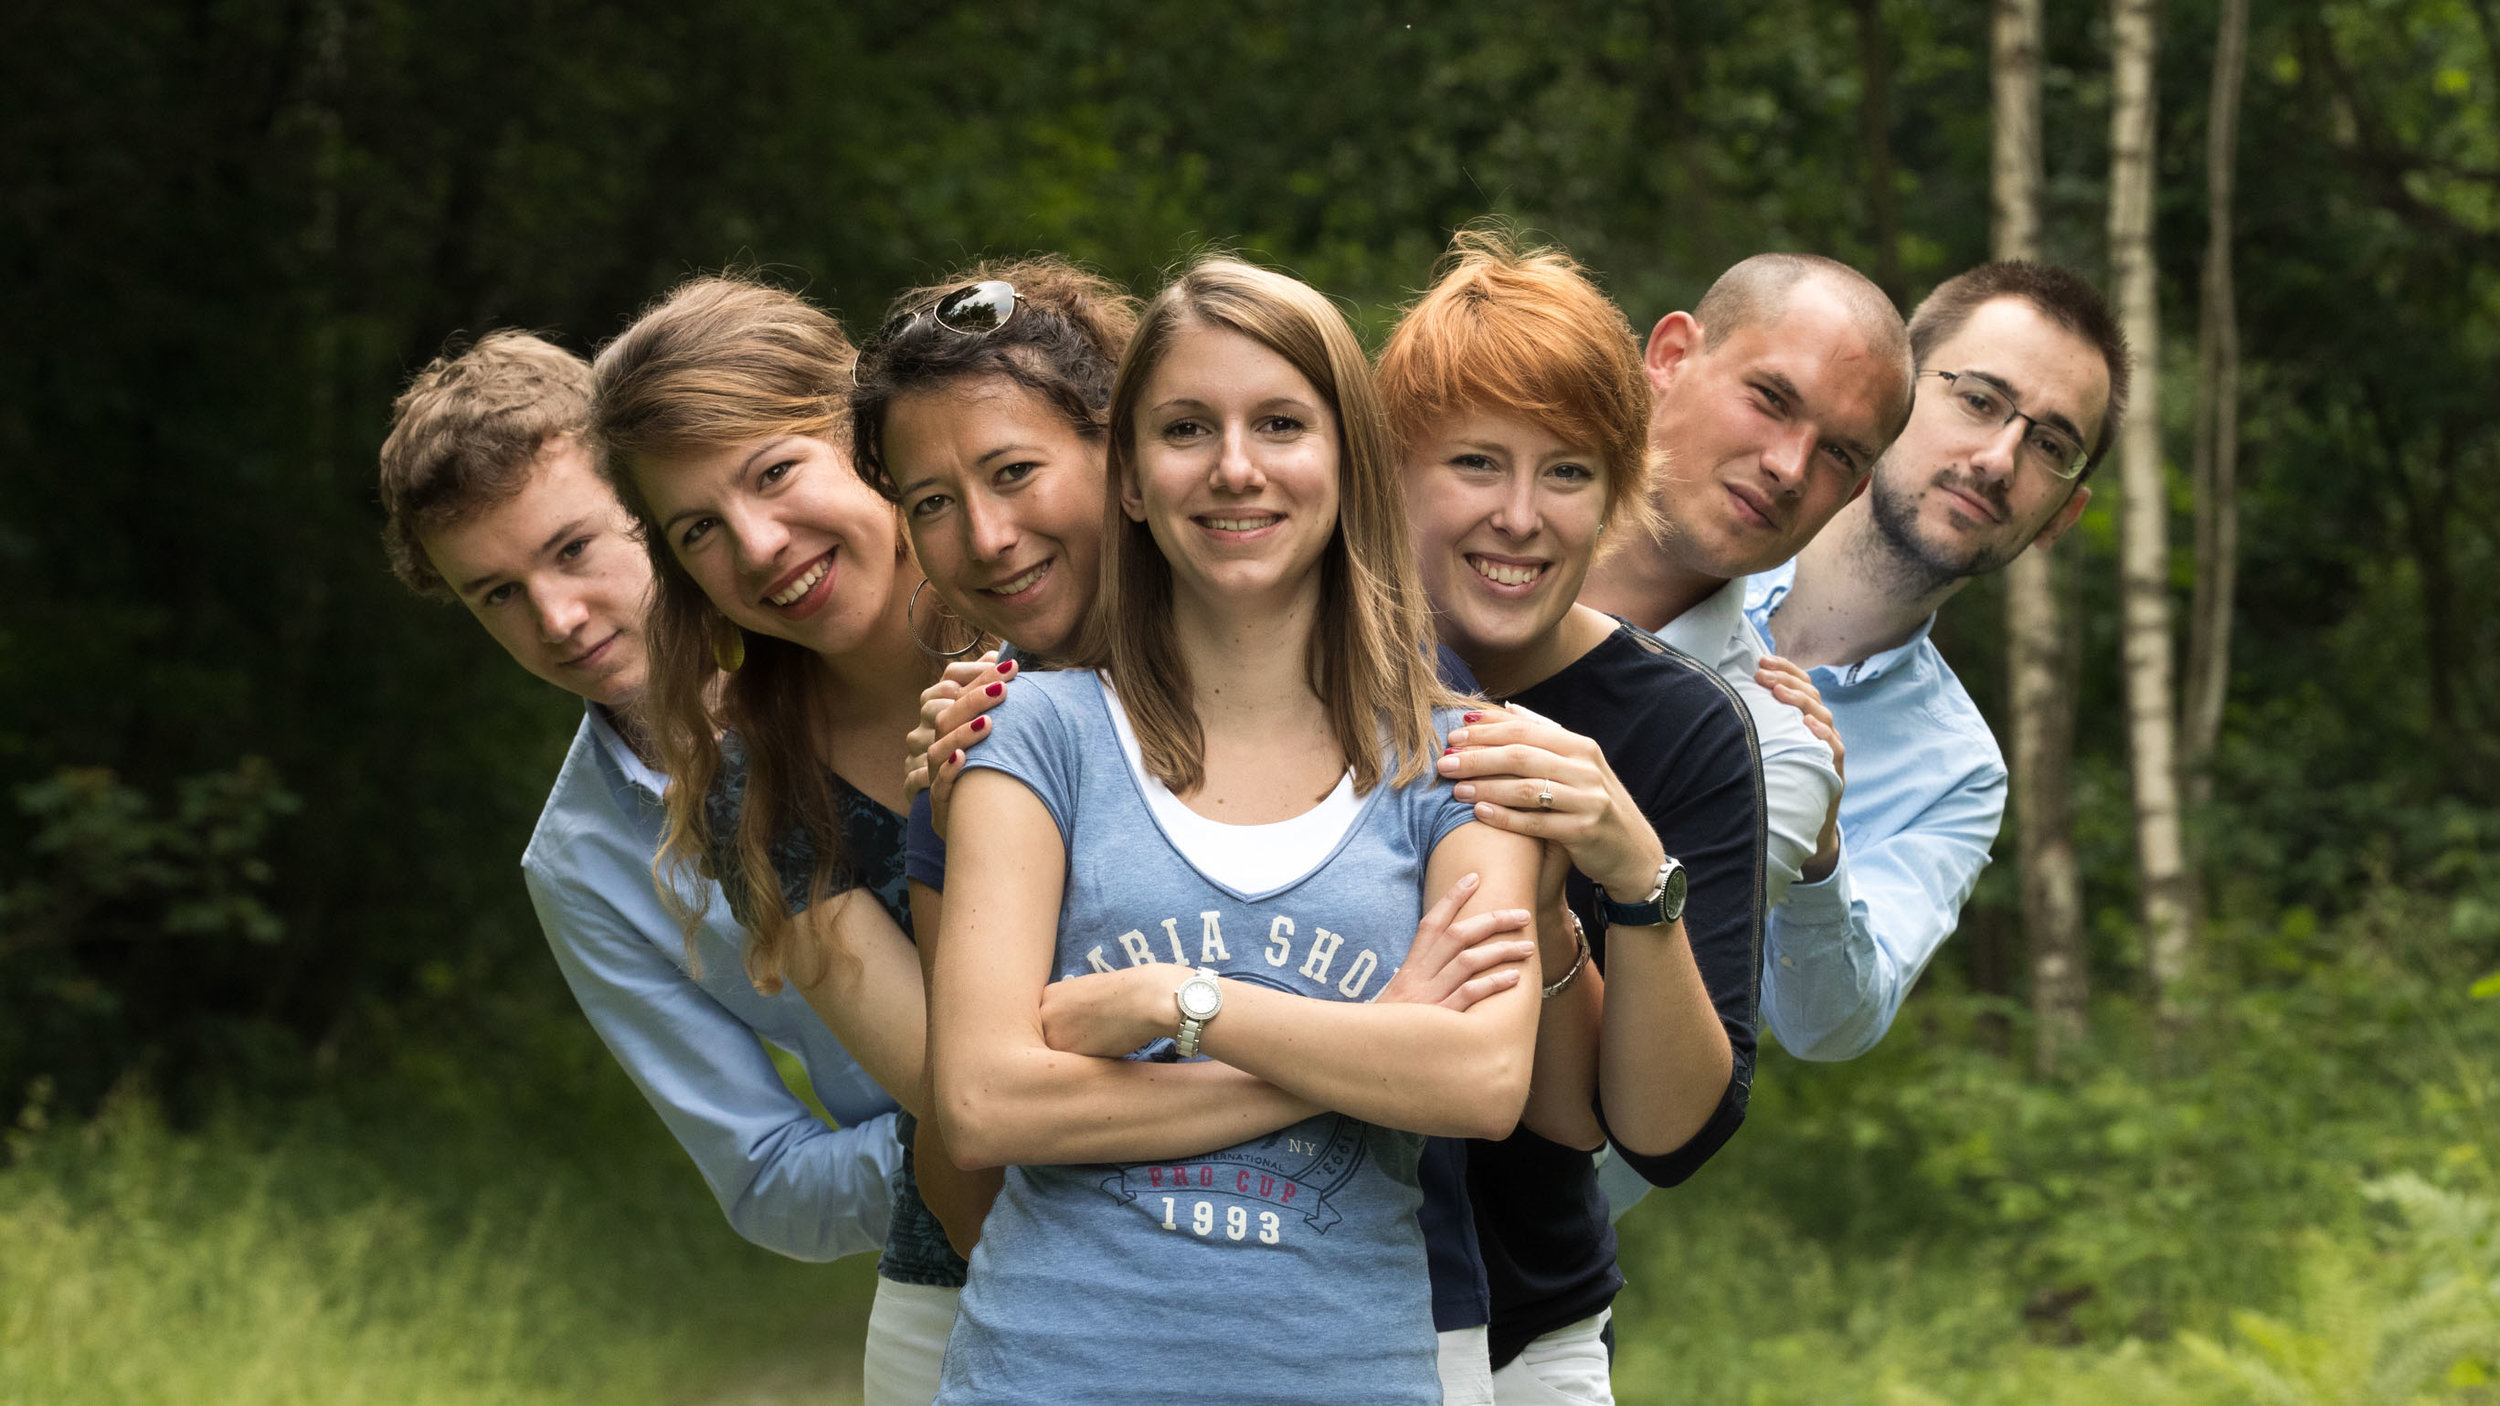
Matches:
[930,767,1544,1171]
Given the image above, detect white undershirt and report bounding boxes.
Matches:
[1098,676,1363,896]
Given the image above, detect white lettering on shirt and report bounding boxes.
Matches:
[1336,949,1378,1000]
[1299,927,1345,983]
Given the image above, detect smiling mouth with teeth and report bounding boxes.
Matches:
[1201,514,1281,532]
[1468,555,1548,588]
[766,554,832,607]
[983,561,1051,596]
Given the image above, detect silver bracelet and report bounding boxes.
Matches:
[1542,908,1592,998]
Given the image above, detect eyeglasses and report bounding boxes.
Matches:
[1920,369,2091,480]
[854,281,1021,389]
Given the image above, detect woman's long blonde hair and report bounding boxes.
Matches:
[1084,257,1460,796]
[587,274,867,994]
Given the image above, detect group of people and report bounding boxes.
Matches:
[375,232,2125,1405]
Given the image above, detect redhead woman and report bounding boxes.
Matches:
[1381,232,1769,1404]
[924,258,1543,1404]
[586,277,967,1406]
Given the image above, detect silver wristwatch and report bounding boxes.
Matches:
[1597,856,1688,928]
[1174,967,1223,1057]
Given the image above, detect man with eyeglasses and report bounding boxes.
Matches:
[1743,260,2128,1059]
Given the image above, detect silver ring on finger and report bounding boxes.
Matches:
[1536,782,1555,811]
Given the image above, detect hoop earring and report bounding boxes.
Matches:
[909,579,985,660]
[712,620,746,674]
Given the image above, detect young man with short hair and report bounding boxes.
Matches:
[1581,253,1916,906]
[1748,261,2125,1059]
[1576,253,1916,1227]
[377,331,902,1262]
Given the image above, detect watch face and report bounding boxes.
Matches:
[1179,980,1221,1019]
[1662,864,1688,915]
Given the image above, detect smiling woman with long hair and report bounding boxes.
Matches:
[586,275,967,1406]
[923,257,1543,1404]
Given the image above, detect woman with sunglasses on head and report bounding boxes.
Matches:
[586,275,969,1406]
[921,257,1543,1405]
[1381,231,1768,1405]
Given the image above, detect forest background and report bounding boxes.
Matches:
[4,1,2497,1402]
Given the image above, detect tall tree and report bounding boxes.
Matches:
[2109,0,2196,1021]
[1995,0,2088,1070]
[2185,0,2250,816]
[1854,0,1905,304]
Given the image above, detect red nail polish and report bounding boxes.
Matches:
[986,682,1004,697]
[999,659,1017,674]
[951,749,964,764]
[1463,711,1482,723]
[970,716,988,732]
[1443,746,1456,756]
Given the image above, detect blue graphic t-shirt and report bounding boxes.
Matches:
[936,671,1478,1406]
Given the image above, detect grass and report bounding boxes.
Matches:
[0,1030,880,1406]
[3,895,2494,1403]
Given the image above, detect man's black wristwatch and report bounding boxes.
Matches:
[1596,856,1688,929]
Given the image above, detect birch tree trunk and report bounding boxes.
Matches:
[1994,0,2090,1071]
[2185,0,2249,816]
[2109,0,2197,1023]
[1855,0,1904,304]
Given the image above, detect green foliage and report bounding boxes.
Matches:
[1609,886,2499,1403]
[0,1027,878,1406]
[4,759,299,954]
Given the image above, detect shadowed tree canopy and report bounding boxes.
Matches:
[2,0,2496,1116]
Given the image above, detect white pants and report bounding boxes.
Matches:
[1439,1325,1496,1405]
[1490,1310,1614,1406]
[862,1277,960,1406]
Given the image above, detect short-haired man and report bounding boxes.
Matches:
[1582,252,1917,902]
[377,331,902,1261]
[1746,261,2125,1059]
[1577,253,1915,1226]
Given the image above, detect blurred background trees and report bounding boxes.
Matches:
[8,0,2492,1114]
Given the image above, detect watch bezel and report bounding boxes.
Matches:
[1176,973,1222,1020]
[1657,858,1688,923]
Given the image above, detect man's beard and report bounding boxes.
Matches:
[1864,466,2027,597]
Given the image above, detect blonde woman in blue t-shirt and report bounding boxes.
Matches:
[927,258,1546,1405]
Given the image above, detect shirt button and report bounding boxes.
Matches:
[1778,956,1795,969]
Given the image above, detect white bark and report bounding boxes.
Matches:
[2109,0,2196,1020]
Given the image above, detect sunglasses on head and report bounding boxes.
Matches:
[854,280,1021,388]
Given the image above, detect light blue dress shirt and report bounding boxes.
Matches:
[1742,562,2009,1061]
[1649,578,1843,907]
[521,704,903,1260]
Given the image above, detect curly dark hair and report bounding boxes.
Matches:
[848,255,1140,502]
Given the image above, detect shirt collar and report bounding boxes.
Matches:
[1652,576,1753,667]
[1746,560,1939,688]
[1830,615,1938,687]
[585,702,670,799]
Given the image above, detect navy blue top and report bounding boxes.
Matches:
[1470,621,1766,1367]
[708,737,971,1289]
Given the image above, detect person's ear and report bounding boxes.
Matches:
[1848,473,1873,505]
[1644,312,1703,396]
[2030,484,2092,551]
[1118,464,1148,523]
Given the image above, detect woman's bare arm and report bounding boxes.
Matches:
[931,770,1325,1170]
